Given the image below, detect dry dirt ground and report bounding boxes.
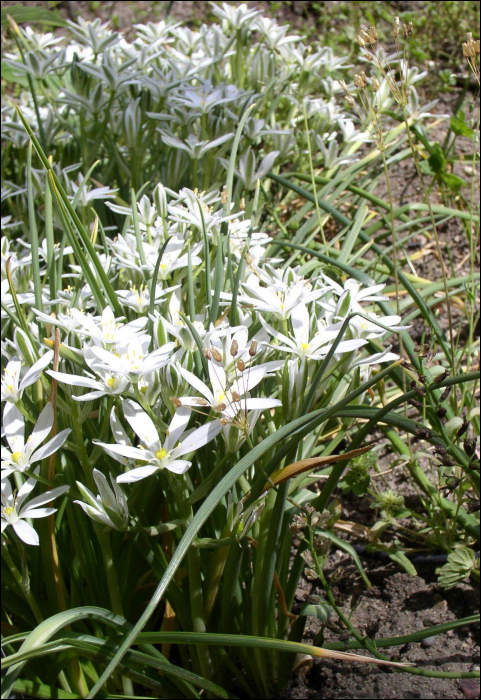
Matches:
[2,2,479,699]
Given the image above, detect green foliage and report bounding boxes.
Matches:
[339,449,376,496]
[0,6,479,699]
[0,4,66,27]
[438,547,479,589]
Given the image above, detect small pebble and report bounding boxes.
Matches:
[421,636,436,648]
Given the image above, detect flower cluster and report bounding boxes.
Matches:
[2,171,407,545]
[1,7,413,551]
[1,3,431,207]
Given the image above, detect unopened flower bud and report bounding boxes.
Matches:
[237,359,246,372]
[194,398,209,406]
[368,25,378,43]
[230,340,239,357]
[215,403,227,412]
[356,28,370,46]
[203,347,212,360]
[232,391,241,402]
[364,54,374,62]
[170,397,182,408]
[249,341,258,357]
[372,76,380,92]
[240,197,245,211]
[393,17,400,38]
[354,72,367,88]
[211,348,223,363]
[464,438,476,457]
[221,186,228,205]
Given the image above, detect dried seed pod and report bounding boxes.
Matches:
[231,391,241,402]
[464,438,477,457]
[249,341,258,357]
[410,380,425,397]
[237,358,246,372]
[436,407,447,419]
[433,445,447,455]
[439,386,451,403]
[194,398,209,406]
[408,399,424,409]
[170,396,182,408]
[203,347,212,360]
[372,76,380,92]
[433,369,450,384]
[230,340,239,357]
[215,402,227,412]
[456,419,469,439]
[467,498,480,513]
[440,456,456,467]
[415,427,431,439]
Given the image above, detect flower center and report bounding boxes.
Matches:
[155,448,168,461]
[301,343,310,351]
[11,451,23,464]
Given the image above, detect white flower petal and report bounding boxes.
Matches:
[242,398,282,410]
[20,350,54,390]
[20,484,69,512]
[164,459,191,474]
[26,403,54,457]
[3,403,25,453]
[21,507,57,518]
[116,465,160,483]
[12,520,39,545]
[122,399,160,449]
[12,519,39,546]
[47,370,103,390]
[165,408,191,452]
[93,441,149,462]
[177,365,214,404]
[173,419,222,458]
[31,429,71,464]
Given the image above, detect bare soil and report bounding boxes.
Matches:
[283,560,479,699]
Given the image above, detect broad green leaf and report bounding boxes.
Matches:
[1,6,67,27]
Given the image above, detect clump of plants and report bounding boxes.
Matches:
[1,5,479,699]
